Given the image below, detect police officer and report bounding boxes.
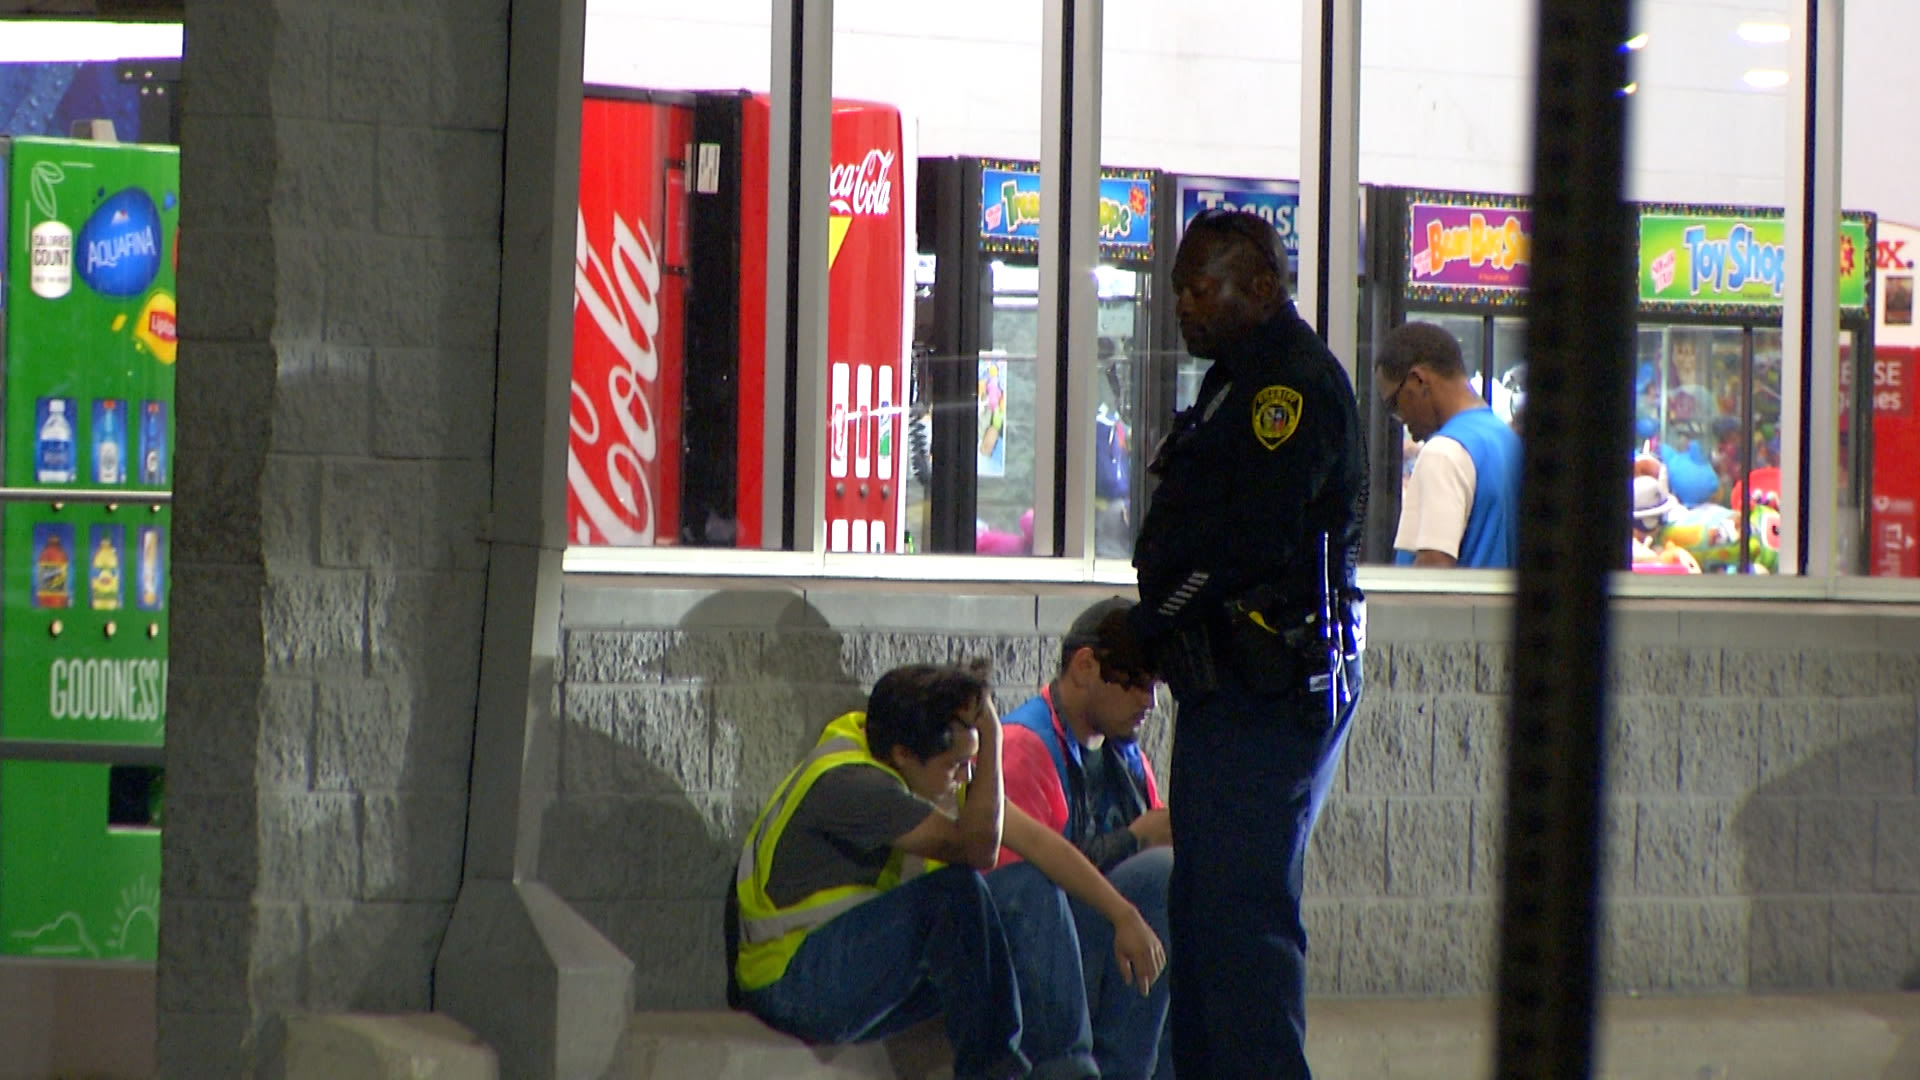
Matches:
[1131,208,1366,1080]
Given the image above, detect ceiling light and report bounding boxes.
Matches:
[1624,33,1650,51]
[1743,68,1790,89]
[1619,82,1640,96]
[1738,22,1791,45]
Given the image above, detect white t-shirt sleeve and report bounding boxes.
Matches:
[1393,436,1478,559]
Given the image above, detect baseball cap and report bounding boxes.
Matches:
[1061,597,1155,687]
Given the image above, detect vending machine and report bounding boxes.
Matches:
[0,136,177,962]
[568,87,909,553]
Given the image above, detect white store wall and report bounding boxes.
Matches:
[584,0,1920,225]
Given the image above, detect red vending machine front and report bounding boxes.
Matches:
[569,92,690,547]
[729,95,907,552]
[820,102,906,553]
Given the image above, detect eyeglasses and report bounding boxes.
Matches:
[1380,371,1413,422]
[1186,207,1286,280]
[1098,662,1158,694]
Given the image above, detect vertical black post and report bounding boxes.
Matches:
[1139,172,1182,515]
[1311,0,1337,336]
[1791,1,1822,575]
[925,158,982,553]
[1362,186,1409,565]
[1495,1,1634,1077]
[1045,0,1082,558]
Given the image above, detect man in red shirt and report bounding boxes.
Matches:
[1000,598,1172,1080]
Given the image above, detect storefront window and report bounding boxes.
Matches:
[564,0,1915,590]
[845,3,1050,555]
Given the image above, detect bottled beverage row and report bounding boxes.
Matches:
[33,396,170,488]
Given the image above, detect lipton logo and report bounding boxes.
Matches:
[77,188,162,298]
[829,150,895,217]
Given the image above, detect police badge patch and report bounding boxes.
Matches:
[1251,385,1303,449]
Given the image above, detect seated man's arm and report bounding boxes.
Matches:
[892,714,1005,870]
[1003,804,1165,994]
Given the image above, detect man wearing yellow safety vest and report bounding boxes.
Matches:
[734,662,1167,1080]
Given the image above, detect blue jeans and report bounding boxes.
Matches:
[1068,845,1174,1080]
[1167,655,1362,1080]
[743,863,1097,1080]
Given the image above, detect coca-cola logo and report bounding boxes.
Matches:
[570,208,664,545]
[829,149,895,217]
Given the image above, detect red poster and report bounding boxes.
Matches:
[1869,346,1920,576]
[569,96,689,546]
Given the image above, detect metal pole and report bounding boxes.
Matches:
[1494,0,1635,1075]
[1298,0,1362,383]
[1038,0,1103,558]
[766,0,834,552]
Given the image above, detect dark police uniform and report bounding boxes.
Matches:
[1132,300,1366,1080]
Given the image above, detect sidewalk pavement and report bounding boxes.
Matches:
[1308,992,1920,1079]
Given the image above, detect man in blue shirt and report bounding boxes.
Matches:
[1000,598,1172,1080]
[1376,321,1523,569]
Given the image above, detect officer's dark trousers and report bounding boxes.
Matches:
[1167,654,1361,1080]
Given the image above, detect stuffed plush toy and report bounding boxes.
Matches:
[1660,440,1722,507]
[1659,503,1779,573]
[1630,456,1701,574]
[976,508,1035,555]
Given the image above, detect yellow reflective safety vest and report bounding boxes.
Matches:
[734,711,932,992]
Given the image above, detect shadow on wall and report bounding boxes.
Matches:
[1729,694,1920,1074]
[540,591,868,1011]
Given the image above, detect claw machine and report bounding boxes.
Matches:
[0,135,177,963]
[1364,186,1875,575]
[912,157,1159,556]
[1633,205,1875,574]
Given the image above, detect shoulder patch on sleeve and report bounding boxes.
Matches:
[1251,384,1304,449]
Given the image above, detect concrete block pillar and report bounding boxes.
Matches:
[162,0,627,1076]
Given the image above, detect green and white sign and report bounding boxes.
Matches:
[1638,210,1872,313]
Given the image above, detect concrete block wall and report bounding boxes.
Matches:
[162,0,506,1073]
[554,581,1920,1008]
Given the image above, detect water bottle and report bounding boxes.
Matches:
[37,400,75,484]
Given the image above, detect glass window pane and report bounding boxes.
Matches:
[1489,317,1528,429]
[573,4,781,549]
[1098,0,1303,565]
[828,4,1050,555]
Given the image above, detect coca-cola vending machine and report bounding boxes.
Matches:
[570,87,908,552]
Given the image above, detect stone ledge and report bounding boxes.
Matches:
[613,1012,951,1080]
[1310,991,1920,1079]
[283,1012,496,1080]
[611,993,1920,1080]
